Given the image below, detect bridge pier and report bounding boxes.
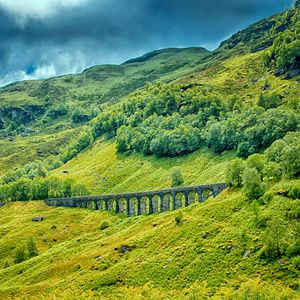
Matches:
[94,200,99,210]
[137,197,141,215]
[149,196,154,215]
[45,183,227,217]
[116,198,120,214]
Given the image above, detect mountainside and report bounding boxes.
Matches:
[0,4,299,300]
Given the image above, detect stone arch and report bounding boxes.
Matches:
[187,191,199,206]
[87,200,95,210]
[161,193,171,212]
[107,198,116,212]
[128,197,138,216]
[174,192,186,210]
[95,199,105,211]
[76,200,83,208]
[202,188,214,201]
[151,194,161,214]
[139,196,149,215]
[118,197,127,214]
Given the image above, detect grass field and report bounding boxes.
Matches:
[0,184,299,299]
[51,140,233,194]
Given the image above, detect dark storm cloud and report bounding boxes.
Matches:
[0,0,293,86]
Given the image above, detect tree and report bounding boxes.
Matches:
[242,167,265,200]
[262,217,286,260]
[71,107,89,123]
[281,145,300,177]
[263,162,282,183]
[246,154,266,180]
[226,158,245,187]
[171,168,184,187]
[14,246,27,264]
[27,238,38,258]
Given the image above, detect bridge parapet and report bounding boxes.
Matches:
[45,183,227,216]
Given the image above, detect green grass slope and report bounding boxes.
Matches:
[51,140,231,194]
[0,4,299,300]
[0,187,299,299]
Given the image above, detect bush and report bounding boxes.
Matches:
[291,256,300,269]
[259,191,274,204]
[14,246,27,264]
[261,217,286,260]
[27,238,38,258]
[175,211,184,225]
[288,183,300,199]
[286,243,300,258]
[226,158,245,187]
[99,220,110,230]
[171,168,184,187]
[71,107,90,123]
[47,104,68,119]
[242,167,265,200]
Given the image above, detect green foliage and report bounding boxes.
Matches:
[2,162,48,184]
[288,183,300,199]
[27,238,38,258]
[71,107,90,123]
[47,104,68,119]
[246,154,266,174]
[261,217,287,260]
[14,246,27,264]
[262,162,282,183]
[99,220,110,230]
[264,7,300,76]
[0,177,89,202]
[260,191,274,204]
[175,211,184,225]
[242,168,265,200]
[171,168,184,187]
[226,158,245,187]
[257,92,282,110]
[266,133,300,178]
[59,130,94,164]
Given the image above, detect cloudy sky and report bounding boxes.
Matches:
[0,0,293,86]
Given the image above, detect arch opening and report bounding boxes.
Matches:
[162,193,171,212]
[202,189,214,201]
[128,197,138,216]
[174,192,185,210]
[151,195,161,214]
[188,191,199,206]
[140,196,149,215]
[118,198,127,214]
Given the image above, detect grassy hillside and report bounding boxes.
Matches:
[0,4,299,300]
[0,185,299,299]
[51,140,231,194]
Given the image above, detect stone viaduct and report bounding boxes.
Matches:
[45,183,227,216]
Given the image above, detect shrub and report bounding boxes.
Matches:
[242,167,265,200]
[288,183,300,199]
[261,217,286,260]
[99,220,110,230]
[3,260,10,269]
[260,191,274,204]
[286,243,300,258]
[263,162,282,183]
[171,168,184,187]
[14,246,27,264]
[226,158,245,187]
[71,107,89,123]
[291,256,300,269]
[175,211,184,225]
[47,104,68,119]
[27,238,38,258]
